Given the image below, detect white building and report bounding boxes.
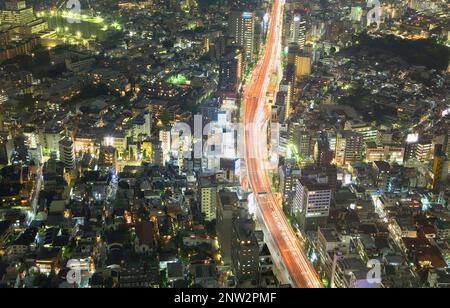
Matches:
[289,13,307,49]
[293,178,332,230]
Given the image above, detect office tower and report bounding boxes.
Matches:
[210,36,234,61]
[371,161,391,191]
[431,147,448,191]
[293,178,332,231]
[415,140,434,162]
[199,176,218,221]
[377,129,393,146]
[446,129,450,158]
[4,0,26,10]
[289,11,307,49]
[302,164,338,195]
[279,159,302,214]
[366,143,405,165]
[298,129,313,159]
[231,218,260,284]
[344,120,378,143]
[200,100,220,126]
[287,42,300,64]
[218,48,243,93]
[228,10,255,63]
[159,127,171,165]
[12,135,28,164]
[131,111,152,142]
[276,82,293,122]
[287,41,311,80]
[284,44,300,89]
[335,131,364,166]
[220,158,241,182]
[295,53,312,78]
[40,126,64,159]
[23,127,40,164]
[0,0,35,26]
[23,127,38,149]
[99,146,118,169]
[404,135,433,163]
[217,190,241,265]
[59,138,76,171]
[205,111,236,171]
[289,122,314,160]
[151,139,163,167]
[315,133,334,167]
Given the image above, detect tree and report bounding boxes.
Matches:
[355,32,450,71]
[160,109,171,125]
[159,269,169,288]
[137,206,149,222]
[16,94,35,112]
[33,273,52,288]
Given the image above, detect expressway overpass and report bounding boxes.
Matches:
[241,0,322,288]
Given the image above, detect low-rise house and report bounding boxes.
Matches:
[134,221,156,254]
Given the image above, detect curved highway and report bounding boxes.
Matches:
[242,0,322,288]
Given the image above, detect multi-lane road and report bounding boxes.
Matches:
[242,0,323,288]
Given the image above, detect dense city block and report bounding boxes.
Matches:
[0,0,449,289]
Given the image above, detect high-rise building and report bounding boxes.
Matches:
[315,133,334,167]
[218,48,243,93]
[204,111,236,171]
[99,146,118,169]
[289,11,307,49]
[275,82,293,122]
[285,44,299,87]
[279,159,302,214]
[366,143,405,165]
[404,136,433,163]
[151,139,163,167]
[131,111,152,142]
[40,125,64,159]
[302,164,338,195]
[344,120,378,143]
[4,0,26,10]
[0,0,35,26]
[199,176,218,221]
[12,135,28,164]
[295,53,312,78]
[217,190,242,265]
[159,127,171,166]
[59,138,76,171]
[431,148,448,191]
[335,131,364,166]
[289,122,315,160]
[209,36,235,61]
[231,218,260,284]
[371,161,391,191]
[298,129,314,159]
[228,10,255,63]
[293,178,332,231]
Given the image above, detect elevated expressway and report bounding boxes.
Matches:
[241,0,322,288]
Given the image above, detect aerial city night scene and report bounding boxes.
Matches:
[0,0,449,296]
